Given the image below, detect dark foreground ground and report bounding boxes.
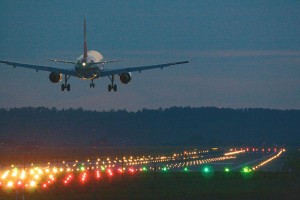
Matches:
[1,171,299,200]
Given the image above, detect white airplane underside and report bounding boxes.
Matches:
[0,20,189,92]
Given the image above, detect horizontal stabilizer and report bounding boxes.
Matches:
[49,59,75,64]
[91,60,123,65]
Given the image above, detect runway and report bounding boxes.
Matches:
[0,146,286,191]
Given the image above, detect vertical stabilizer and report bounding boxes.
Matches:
[84,19,88,59]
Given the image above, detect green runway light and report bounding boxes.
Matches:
[201,166,214,178]
[162,167,167,172]
[142,167,147,171]
[224,167,230,173]
[242,167,250,173]
[203,167,210,173]
[80,166,85,171]
[241,166,254,179]
[184,167,188,172]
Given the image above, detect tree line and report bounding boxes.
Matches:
[0,107,299,146]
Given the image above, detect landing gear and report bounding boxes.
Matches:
[90,79,95,88]
[108,84,117,92]
[61,84,70,91]
[61,74,71,91]
[90,83,95,88]
[108,75,117,92]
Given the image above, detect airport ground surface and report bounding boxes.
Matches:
[0,146,299,200]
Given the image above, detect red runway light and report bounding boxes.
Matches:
[117,168,123,173]
[96,171,101,178]
[107,169,113,176]
[63,173,74,185]
[128,168,135,173]
[80,172,87,183]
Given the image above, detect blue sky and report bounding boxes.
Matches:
[0,0,300,111]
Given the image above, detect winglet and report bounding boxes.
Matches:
[83,19,88,60]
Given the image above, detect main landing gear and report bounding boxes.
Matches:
[108,75,117,92]
[61,74,71,91]
[90,79,95,88]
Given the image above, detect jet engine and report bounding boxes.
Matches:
[119,72,132,84]
[49,72,62,83]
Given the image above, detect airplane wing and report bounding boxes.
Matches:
[0,60,77,76]
[100,61,189,77]
[49,59,121,66]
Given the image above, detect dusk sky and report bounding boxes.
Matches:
[1,0,300,111]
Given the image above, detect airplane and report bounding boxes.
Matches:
[0,19,189,92]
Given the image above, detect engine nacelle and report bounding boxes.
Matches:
[119,72,132,84]
[49,72,62,83]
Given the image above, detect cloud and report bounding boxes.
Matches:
[107,49,300,60]
[183,50,300,58]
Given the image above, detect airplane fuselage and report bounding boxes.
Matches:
[75,50,103,80]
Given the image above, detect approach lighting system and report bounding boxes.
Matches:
[0,147,286,191]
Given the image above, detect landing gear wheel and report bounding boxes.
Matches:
[61,83,70,91]
[61,74,71,92]
[108,84,117,92]
[113,84,117,92]
[90,82,95,88]
[108,75,117,92]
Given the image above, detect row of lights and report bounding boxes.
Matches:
[230,147,281,153]
[34,148,210,172]
[161,156,236,171]
[251,149,284,171]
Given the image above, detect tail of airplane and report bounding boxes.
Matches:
[83,19,88,60]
